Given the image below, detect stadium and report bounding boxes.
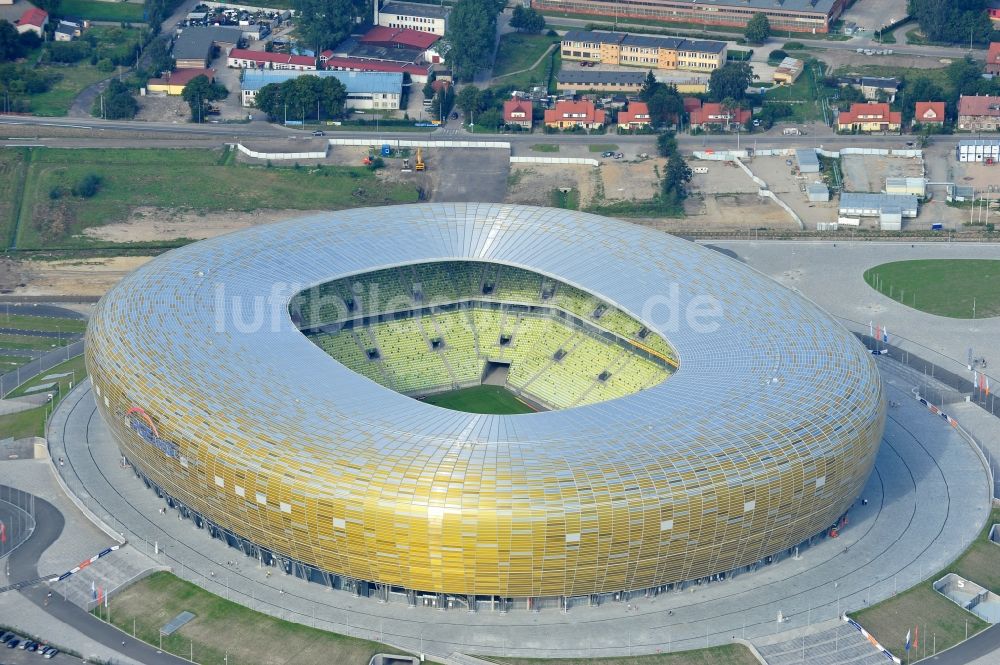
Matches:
[85,203,885,609]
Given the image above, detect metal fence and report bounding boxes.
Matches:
[0,485,37,585]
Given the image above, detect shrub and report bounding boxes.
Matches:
[97,58,114,73]
[48,186,62,200]
[72,174,101,198]
[783,41,806,50]
[769,49,788,62]
[367,157,385,170]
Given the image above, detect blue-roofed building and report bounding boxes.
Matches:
[241,69,403,110]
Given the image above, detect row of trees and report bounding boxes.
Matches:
[909,0,995,46]
[0,20,42,62]
[448,0,505,81]
[293,0,370,55]
[251,74,348,123]
[93,79,139,119]
[509,6,545,33]
[181,74,228,122]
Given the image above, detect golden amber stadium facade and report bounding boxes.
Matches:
[86,204,885,607]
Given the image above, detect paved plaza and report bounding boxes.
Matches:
[47,354,992,661]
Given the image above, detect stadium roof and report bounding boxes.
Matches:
[241,69,403,94]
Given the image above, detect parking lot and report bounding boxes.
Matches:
[0,633,68,662]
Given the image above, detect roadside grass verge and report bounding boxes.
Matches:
[0,314,87,334]
[27,64,110,116]
[588,144,619,153]
[0,405,48,439]
[0,333,71,352]
[97,571,427,665]
[6,354,87,398]
[482,644,761,665]
[14,147,419,249]
[0,148,29,248]
[59,0,145,22]
[531,144,560,152]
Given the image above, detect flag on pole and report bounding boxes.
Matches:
[97,586,103,606]
[104,589,109,609]
[882,325,888,344]
[914,625,919,650]
[869,321,874,339]
[0,521,6,544]
[905,628,912,652]
[974,371,979,390]
[876,325,882,343]
[91,579,96,601]
[986,377,991,398]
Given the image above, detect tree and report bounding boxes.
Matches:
[708,62,756,102]
[72,174,101,198]
[744,12,770,44]
[144,38,175,78]
[639,71,685,127]
[509,6,545,33]
[909,0,992,45]
[293,0,365,53]
[656,131,677,158]
[447,0,500,81]
[456,85,482,121]
[182,74,227,122]
[0,20,20,62]
[93,79,139,120]
[252,75,346,121]
[661,153,693,207]
[899,76,945,125]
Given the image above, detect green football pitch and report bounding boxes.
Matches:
[422,385,536,414]
[863,259,1000,319]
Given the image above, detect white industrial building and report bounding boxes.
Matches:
[241,70,403,110]
[885,177,926,198]
[795,148,820,173]
[879,206,902,231]
[377,0,449,36]
[806,183,829,202]
[839,192,918,218]
[956,139,1000,163]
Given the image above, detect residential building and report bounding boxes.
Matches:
[173,26,242,68]
[988,42,1000,75]
[956,139,1000,163]
[617,101,651,129]
[992,3,1000,26]
[860,77,900,102]
[16,7,48,36]
[560,31,726,72]
[544,100,606,130]
[836,102,901,133]
[503,98,533,130]
[839,192,918,218]
[913,101,945,126]
[556,69,646,93]
[240,69,403,110]
[320,54,431,83]
[534,0,844,34]
[689,102,750,131]
[228,49,316,71]
[147,68,216,96]
[377,1,449,36]
[958,95,1000,131]
[772,57,803,85]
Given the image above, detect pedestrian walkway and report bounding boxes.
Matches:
[756,623,888,665]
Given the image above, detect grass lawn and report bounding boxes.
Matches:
[59,0,145,22]
[551,188,579,210]
[0,405,48,439]
[0,148,29,248]
[764,58,829,122]
[0,314,86,334]
[28,64,110,116]
[0,333,70,352]
[863,259,1000,318]
[588,144,619,153]
[949,505,1000,594]
[15,148,419,249]
[6,354,87,399]
[422,385,536,415]
[100,572,422,665]
[485,644,760,665]
[0,355,31,372]
[531,144,560,152]
[494,33,557,78]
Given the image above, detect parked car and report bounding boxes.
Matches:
[0,632,13,643]
[19,639,30,649]
[613,152,624,159]
[8,638,20,648]
[36,643,48,654]
[311,130,325,136]
[27,641,38,651]
[601,151,614,157]
[752,119,761,127]
[450,111,458,120]
[45,647,59,658]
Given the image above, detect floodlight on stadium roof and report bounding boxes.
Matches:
[86,203,885,603]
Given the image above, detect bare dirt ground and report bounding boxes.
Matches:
[688,160,760,195]
[81,207,327,243]
[601,159,663,201]
[748,155,839,229]
[841,153,924,192]
[683,193,799,231]
[505,164,596,206]
[1,256,153,297]
[133,94,193,123]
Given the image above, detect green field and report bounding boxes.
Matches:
[422,385,536,414]
[0,333,69,352]
[0,314,87,334]
[863,260,1000,318]
[59,0,145,22]
[494,33,557,78]
[6,354,87,398]
[26,64,110,117]
[486,644,760,665]
[0,354,87,438]
[99,572,423,665]
[551,187,579,210]
[531,144,560,152]
[0,149,29,248]
[763,58,828,122]
[11,148,419,249]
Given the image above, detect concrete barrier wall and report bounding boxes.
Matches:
[327,138,510,150]
[510,156,599,166]
[237,144,327,160]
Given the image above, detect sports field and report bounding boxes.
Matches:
[422,385,535,414]
[863,260,1000,319]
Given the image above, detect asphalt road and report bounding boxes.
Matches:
[4,489,188,665]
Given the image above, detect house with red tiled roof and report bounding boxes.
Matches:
[320,53,431,82]
[16,7,48,36]
[543,100,605,130]
[227,49,316,71]
[958,94,1000,131]
[836,102,901,133]
[617,101,651,130]
[359,26,439,50]
[503,98,533,130]
[987,43,1000,76]
[689,102,750,131]
[147,68,216,96]
[913,101,945,126]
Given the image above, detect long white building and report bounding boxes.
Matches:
[240,69,403,110]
